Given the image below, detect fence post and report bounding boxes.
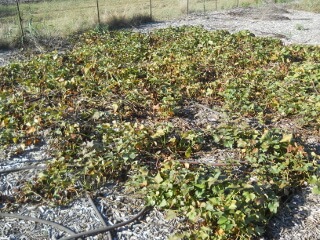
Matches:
[15,0,24,44]
[236,0,240,7]
[149,0,152,19]
[96,0,101,26]
[204,0,206,13]
[215,0,218,10]
[187,0,189,15]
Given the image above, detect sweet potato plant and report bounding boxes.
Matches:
[0,26,319,239]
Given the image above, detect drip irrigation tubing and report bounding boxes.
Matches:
[178,159,248,166]
[0,213,75,235]
[0,165,46,174]
[86,193,112,240]
[60,206,151,240]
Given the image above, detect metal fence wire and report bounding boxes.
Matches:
[0,0,275,46]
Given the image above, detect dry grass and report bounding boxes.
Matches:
[104,14,153,30]
[290,0,320,13]
[0,0,264,48]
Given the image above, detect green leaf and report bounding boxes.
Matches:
[129,152,137,159]
[195,183,206,189]
[270,165,281,174]
[159,199,167,207]
[312,185,320,195]
[309,175,318,184]
[185,147,192,158]
[268,201,279,213]
[207,176,217,188]
[243,192,256,202]
[241,183,253,189]
[218,216,228,225]
[187,208,198,221]
[205,202,214,211]
[209,197,220,205]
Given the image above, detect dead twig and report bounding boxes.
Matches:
[311,80,319,95]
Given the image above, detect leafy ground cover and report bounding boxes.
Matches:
[0,26,320,239]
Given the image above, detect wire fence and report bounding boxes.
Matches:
[0,0,274,47]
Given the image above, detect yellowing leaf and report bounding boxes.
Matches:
[165,209,177,220]
[151,128,165,138]
[280,134,292,143]
[206,88,213,96]
[269,54,279,61]
[112,103,119,113]
[140,181,148,187]
[26,126,36,134]
[184,162,190,169]
[154,172,163,184]
[229,200,237,210]
[217,228,225,236]
[92,111,103,120]
[34,116,41,124]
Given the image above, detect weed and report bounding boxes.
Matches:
[295,24,306,30]
[104,14,153,30]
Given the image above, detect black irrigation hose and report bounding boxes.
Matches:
[60,206,151,240]
[0,165,46,174]
[86,193,108,227]
[178,159,248,166]
[86,193,112,240]
[0,213,76,235]
[1,165,148,239]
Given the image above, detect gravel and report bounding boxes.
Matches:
[1,3,320,240]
